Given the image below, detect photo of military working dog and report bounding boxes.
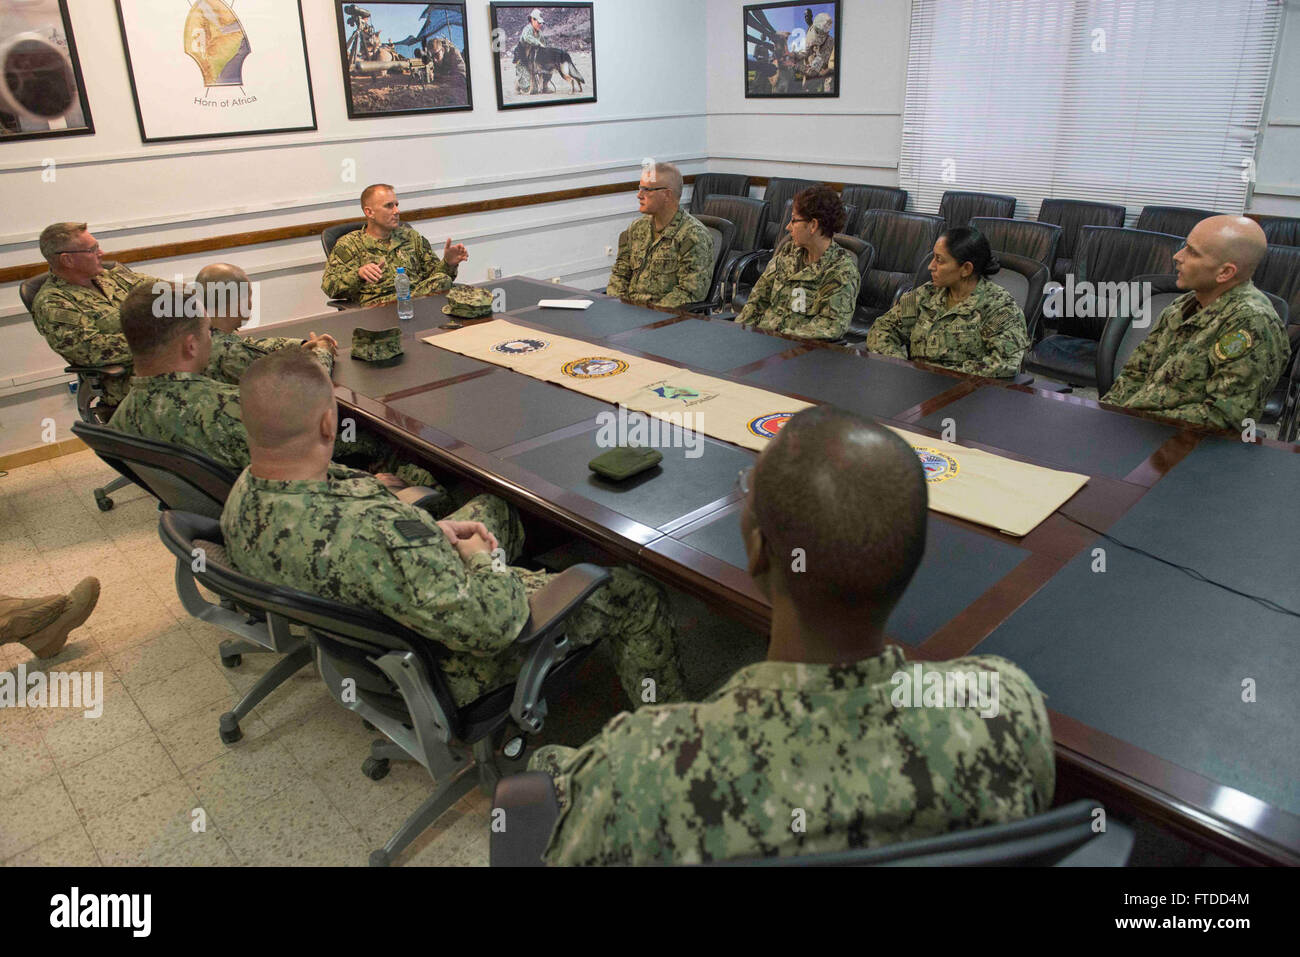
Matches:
[334,1,472,118]
[489,2,596,110]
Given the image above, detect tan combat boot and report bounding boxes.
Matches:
[0,577,101,659]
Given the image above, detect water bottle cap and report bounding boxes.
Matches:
[396,267,405,273]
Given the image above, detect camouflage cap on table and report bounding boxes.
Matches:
[442,285,495,319]
[351,326,404,362]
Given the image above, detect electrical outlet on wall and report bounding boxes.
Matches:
[605,245,613,256]
[486,265,502,280]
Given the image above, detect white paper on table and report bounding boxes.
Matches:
[538,299,595,310]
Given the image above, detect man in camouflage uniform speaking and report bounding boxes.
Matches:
[528,407,1055,865]
[197,262,338,383]
[31,222,162,408]
[605,162,714,309]
[221,349,685,710]
[322,184,469,307]
[1102,215,1288,431]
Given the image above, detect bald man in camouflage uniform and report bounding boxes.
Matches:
[198,263,338,384]
[737,186,860,340]
[866,277,1028,378]
[31,222,161,407]
[529,408,1053,865]
[606,162,714,309]
[222,349,685,709]
[322,184,467,307]
[1102,215,1288,431]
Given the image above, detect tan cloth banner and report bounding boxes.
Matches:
[426,320,1088,536]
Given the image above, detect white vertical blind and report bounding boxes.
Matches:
[898,0,1282,224]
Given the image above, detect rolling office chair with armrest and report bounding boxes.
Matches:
[1134,205,1221,239]
[20,269,134,510]
[321,220,367,310]
[938,190,1016,228]
[688,172,751,215]
[968,217,1061,274]
[845,209,947,342]
[158,509,612,867]
[759,177,821,247]
[490,772,1134,867]
[1036,198,1127,285]
[1254,214,1300,248]
[700,195,770,293]
[838,184,908,235]
[679,213,737,315]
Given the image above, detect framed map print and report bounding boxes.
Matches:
[114,0,317,143]
[0,0,95,142]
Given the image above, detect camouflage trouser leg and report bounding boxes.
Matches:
[515,62,532,94]
[527,743,579,810]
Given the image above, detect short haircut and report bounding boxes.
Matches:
[240,349,334,449]
[793,185,846,238]
[119,281,203,360]
[753,407,927,613]
[195,263,250,320]
[648,163,684,201]
[39,222,88,264]
[941,226,1000,277]
[360,183,395,210]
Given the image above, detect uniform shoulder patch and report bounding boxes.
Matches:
[1213,328,1253,361]
[394,518,437,542]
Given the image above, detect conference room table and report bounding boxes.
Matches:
[265,276,1300,865]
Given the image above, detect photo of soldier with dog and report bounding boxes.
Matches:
[490,3,595,109]
[336,1,472,117]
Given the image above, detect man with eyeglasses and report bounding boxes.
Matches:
[528,407,1054,865]
[31,222,161,408]
[605,162,713,309]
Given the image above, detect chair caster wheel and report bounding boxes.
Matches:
[94,491,114,511]
[220,653,242,668]
[219,713,243,744]
[362,757,390,781]
[362,719,377,732]
[369,849,391,867]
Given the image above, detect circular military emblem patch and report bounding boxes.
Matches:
[1213,329,1253,362]
[914,446,959,484]
[747,412,796,438]
[562,357,628,378]
[492,338,550,355]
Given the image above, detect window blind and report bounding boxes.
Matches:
[898,0,1283,223]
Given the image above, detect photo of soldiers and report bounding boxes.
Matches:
[744,1,840,98]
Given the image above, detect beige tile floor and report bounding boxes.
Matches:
[0,452,502,867]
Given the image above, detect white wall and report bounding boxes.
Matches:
[704,0,1300,219]
[0,0,708,394]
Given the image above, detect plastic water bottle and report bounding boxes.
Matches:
[395,267,413,320]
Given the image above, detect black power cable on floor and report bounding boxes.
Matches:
[1061,513,1300,620]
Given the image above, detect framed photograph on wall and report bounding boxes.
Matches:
[744,0,840,98]
[114,0,317,143]
[488,2,595,110]
[0,0,94,142]
[335,1,472,119]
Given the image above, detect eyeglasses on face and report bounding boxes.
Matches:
[637,186,670,195]
[58,244,101,256]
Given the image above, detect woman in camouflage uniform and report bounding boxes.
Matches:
[866,226,1029,378]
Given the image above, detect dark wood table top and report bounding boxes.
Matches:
[256,276,1300,864]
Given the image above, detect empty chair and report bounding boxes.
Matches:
[701,195,770,285]
[839,184,908,234]
[846,209,946,341]
[490,775,1134,867]
[939,190,1016,228]
[20,269,133,511]
[322,221,367,309]
[157,509,612,866]
[1135,205,1220,238]
[968,217,1061,272]
[1037,198,1127,284]
[1255,214,1300,248]
[688,172,751,215]
[1024,226,1183,388]
[688,213,738,311]
[760,177,820,246]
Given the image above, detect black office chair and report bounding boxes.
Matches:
[1037,198,1127,285]
[1254,214,1300,248]
[1134,205,1219,238]
[685,213,738,313]
[968,217,1061,273]
[490,772,1134,867]
[939,190,1016,228]
[839,184,908,234]
[20,269,134,511]
[688,172,751,215]
[1024,226,1183,388]
[321,221,366,310]
[158,509,612,867]
[1254,243,1300,324]
[700,195,769,297]
[760,178,821,247]
[846,209,946,341]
